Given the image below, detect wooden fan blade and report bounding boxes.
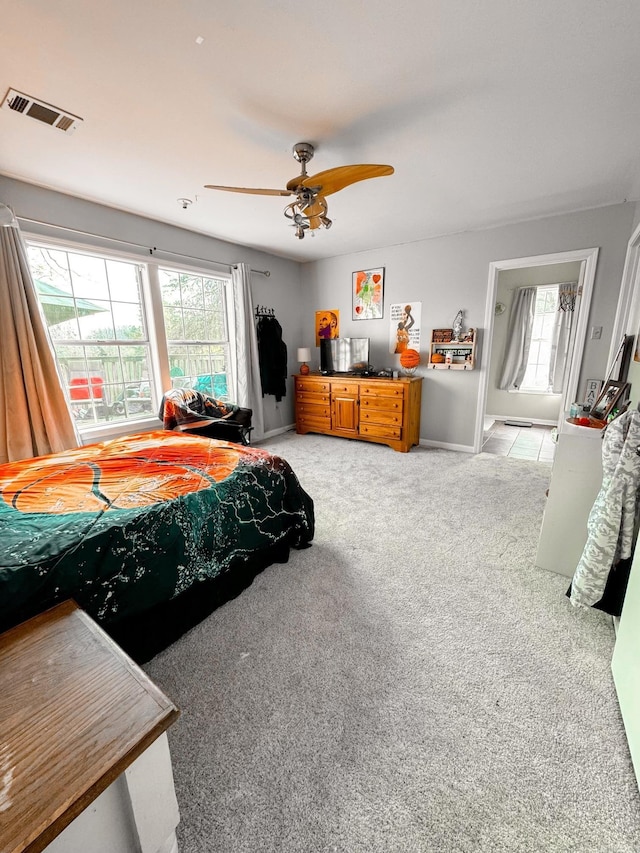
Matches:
[286,176,305,192]
[301,164,394,196]
[204,184,293,197]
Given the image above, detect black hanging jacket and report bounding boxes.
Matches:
[257,316,288,402]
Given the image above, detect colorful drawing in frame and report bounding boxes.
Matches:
[315,309,340,346]
[352,268,384,320]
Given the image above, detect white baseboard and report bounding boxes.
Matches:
[419,438,475,453]
[488,415,557,426]
[259,429,475,454]
[259,424,296,441]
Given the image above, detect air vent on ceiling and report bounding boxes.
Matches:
[1,88,83,133]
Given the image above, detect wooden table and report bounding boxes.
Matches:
[0,600,180,853]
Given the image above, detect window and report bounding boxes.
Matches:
[519,284,559,393]
[158,268,231,401]
[26,241,234,433]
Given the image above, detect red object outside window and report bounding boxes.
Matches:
[69,377,104,401]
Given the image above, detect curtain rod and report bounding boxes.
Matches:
[16,215,271,276]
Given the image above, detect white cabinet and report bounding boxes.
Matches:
[45,734,179,853]
[535,419,603,578]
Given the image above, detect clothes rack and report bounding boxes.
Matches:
[255,306,276,318]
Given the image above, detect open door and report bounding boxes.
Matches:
[474,248,599,453]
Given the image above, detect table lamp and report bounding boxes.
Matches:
[297,347,311,375]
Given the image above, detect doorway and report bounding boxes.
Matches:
[473,248,599,454]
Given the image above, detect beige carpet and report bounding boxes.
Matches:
[146,432,640,853]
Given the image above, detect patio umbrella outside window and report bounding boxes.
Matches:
[35,279,107,326]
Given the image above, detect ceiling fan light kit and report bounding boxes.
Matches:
[205,142,393,239]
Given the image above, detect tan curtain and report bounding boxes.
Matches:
[0,204,78,463]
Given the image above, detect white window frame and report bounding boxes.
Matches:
[24,234,234,443]
[150,263,235,402]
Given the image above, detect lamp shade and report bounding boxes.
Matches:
[297,347,311,362]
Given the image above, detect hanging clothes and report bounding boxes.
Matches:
[256,315,288,402]
[569,409,640,615]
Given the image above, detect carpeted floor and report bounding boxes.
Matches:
[145,432,640,853]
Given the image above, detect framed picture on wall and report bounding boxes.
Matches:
[352,268,384,320]
[315,309,340,346]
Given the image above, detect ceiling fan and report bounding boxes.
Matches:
[205,142,394,239]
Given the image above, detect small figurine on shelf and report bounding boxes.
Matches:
[452,310,464,341]
[462,328,475,342]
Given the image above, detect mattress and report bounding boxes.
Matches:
[0,431,314,640]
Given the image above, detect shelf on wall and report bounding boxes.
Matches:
[428,328,476,370]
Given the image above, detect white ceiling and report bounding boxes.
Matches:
[1,1,640,263]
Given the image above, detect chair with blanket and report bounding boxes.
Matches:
[159,389,253,445]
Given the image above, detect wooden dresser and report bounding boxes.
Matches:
[294,374,422,452]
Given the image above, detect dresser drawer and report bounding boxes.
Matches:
[297,402,331,420]
[360,409,402,427]
[296,414,331,430]
[330,381,360,396]
[360,395,403,413]
[296,390,330,406]
[295,378,330,394]
[359,422,402,440]
[360,382,404,399]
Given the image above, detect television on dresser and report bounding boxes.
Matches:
[320,338,370,374]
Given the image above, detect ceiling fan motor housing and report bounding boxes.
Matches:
[292,142,314,167]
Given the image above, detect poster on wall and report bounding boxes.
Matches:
[389,302,422,354]
[315,309,340,346]
[352,268,384,319]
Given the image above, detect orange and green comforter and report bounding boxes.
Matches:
[0,431,314,633]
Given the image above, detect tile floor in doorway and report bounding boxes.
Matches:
[482,420,556,463]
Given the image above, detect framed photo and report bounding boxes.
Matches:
[388,302,422,354]
[315,309,339,347]
[353,268,384,320]
[590,380,629,422]
[583,379,602,410]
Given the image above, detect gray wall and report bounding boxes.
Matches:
[486,261,582,423]
[2,175,635,448]
[0,176,304,435]
[304,203,636,448]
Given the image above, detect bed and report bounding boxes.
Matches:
[0,430,314,660]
